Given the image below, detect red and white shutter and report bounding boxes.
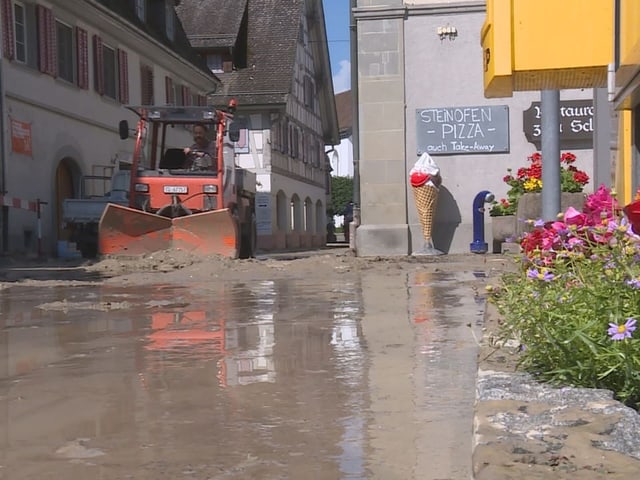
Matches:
[46,7,56,76]
[76,27,88,89]
[93,34,104,94]
[118,49,129,104]
[1,0,14,60]
[36,5,56,76]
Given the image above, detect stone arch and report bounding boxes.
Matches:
[290,194,302,232]
[304,197,313,232]
[315,199,325,233]
[276,190,288,231]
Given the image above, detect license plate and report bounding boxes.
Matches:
[163,185,188,194]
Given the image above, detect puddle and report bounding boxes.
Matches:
[0,268,488,479]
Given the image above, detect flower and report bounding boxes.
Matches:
[607,318,637,340]
[489,151,590,216]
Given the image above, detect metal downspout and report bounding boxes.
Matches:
[349,0,360,250]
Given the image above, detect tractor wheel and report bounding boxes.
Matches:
[239,213,257,259]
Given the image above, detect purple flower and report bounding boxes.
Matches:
[527,268,554,281]
[608,318,637,340]
[533,219,545,228]
[626,278,640,289]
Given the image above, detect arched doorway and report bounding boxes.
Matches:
[55,158,79,242]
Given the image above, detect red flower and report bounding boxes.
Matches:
[561,152,576,164]
[573,171,589,184]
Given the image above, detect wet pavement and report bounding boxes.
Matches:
[0,264,486,479]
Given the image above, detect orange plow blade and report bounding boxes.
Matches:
[98,204,239,257]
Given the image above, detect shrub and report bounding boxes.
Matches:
[489,186,640,409]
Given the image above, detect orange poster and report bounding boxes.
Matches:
[10,118,32,156]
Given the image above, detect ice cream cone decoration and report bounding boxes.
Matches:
[411,180,443,256]
[413,183,438,241]
[409,152,444,255]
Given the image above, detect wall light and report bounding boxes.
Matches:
[437,26,458,41]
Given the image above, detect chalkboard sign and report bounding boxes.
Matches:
[416,105,510,155]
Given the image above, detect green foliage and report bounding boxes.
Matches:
[329,176,354,216]
[488,189,640,410]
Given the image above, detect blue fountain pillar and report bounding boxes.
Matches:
[470,190,495,254]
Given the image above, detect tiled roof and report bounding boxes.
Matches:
[176,0,339,144]
[176,0,248,49]
[176,0,301,105]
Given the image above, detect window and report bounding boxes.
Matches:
[165,0,174,41]
[14,1,26,62]
[102,44,116,99]
[93,35,128,103]
[56,20,73,83]
[135,0,145,22]
[303,75,315,109]
[206,53,223,73]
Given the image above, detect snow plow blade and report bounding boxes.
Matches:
[98,203,239,257]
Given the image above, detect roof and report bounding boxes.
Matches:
[335,90,353,137]
[176,0,248,49]
[176,0,339,144]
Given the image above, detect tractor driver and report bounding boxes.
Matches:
[183,124,217,171]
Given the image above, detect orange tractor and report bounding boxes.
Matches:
[98,100,256,258]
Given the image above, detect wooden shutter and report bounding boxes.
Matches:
[37,5,47,72]
[197,94,206,106]
[165,76,174,104]
[37,5,56,76]
[46,7,56,76]
[181,85,191,106]
[76,27,88,89]
[1,0,14,60]
[93,35,103,94]
[118,49,129,104]
[140,65,154,105]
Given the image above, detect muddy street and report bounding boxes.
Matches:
[0,252,499,479]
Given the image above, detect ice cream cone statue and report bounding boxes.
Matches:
[410,153,444,255]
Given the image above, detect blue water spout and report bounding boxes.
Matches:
[470,190,495,254]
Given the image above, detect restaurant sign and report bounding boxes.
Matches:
[523,99,593,150]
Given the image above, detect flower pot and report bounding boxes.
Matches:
[516,192,587,237]
[491,215,517,253]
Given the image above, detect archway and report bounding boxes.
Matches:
[55,158,80,241]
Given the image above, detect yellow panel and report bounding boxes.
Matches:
[512,0,612,72]
[617,0,640,91]
[482,0,614,97]
[481,0,513,98]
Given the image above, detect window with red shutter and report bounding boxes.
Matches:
[118,49,129,104]
[2,0,14,60]
[76,27,88,89]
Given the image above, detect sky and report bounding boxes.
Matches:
[322,0,351,93]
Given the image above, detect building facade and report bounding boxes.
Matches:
[176,0,339,252]
[352,0,604,256]
[0,0,219,255]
